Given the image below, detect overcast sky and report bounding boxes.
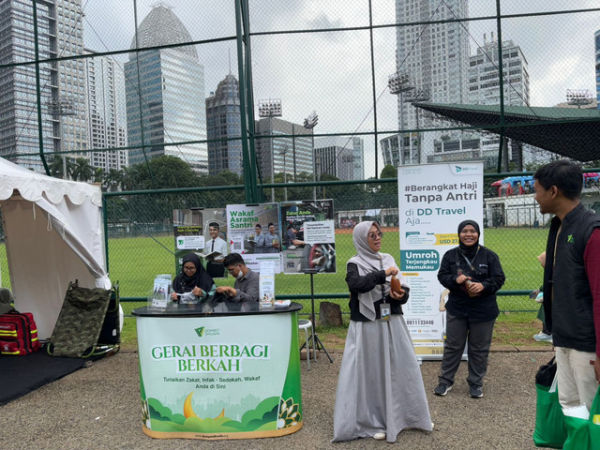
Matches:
[80,0,600,177]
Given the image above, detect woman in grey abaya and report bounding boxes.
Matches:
[332,221,432,443]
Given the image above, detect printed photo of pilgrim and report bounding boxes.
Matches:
[280,199,335,274]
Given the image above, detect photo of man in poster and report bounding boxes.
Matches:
[204,222,228,277]
[262,222,281,253]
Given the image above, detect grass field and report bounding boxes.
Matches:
[0,227,549,350]
[105,227,546,299]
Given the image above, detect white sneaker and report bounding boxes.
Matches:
[373,432,386,440]
[533,332,552,343]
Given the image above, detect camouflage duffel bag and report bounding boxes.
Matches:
[47,280,111,358]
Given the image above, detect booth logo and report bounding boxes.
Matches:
[194,326,220,338]
[452,165,481,175]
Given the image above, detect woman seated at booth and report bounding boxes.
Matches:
[171,253,216,303]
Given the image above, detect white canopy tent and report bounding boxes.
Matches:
[0,157,111,339]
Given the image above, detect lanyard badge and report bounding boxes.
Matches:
[380,302,391,320]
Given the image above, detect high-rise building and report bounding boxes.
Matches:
[394,0,470,165]
[85,50,128,171]
[596,30,600,109]
[124,5,207,172]
[0,0,88,172]
[255,118,313,181]
[206,74,242,176]
[468,36,530,168]
[314,136,364,181]
[56,1,88,158]
[468,36,529,107]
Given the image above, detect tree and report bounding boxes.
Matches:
[71,157,94,182]
[103,168,124,192]
[118,156,201,223]
[94,167,104,184]
[123,155,199,190]
[376,165,398,208]
[49,156,76,179]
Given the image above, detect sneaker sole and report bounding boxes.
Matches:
[434,386,452,396]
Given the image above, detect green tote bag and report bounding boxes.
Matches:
[562,386,600,450]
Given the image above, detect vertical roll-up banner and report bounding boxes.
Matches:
[398,162,484,360]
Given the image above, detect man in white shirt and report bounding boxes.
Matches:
[204,222,228,277]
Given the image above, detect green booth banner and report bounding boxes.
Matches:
[136,312,302,439]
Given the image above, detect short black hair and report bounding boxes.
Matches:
[268,222,274,227]
[223,253,244,267]
[534,160,582,200]
[255,224,262,228]
[209,222,220,229]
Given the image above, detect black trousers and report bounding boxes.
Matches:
[438,312,495,388]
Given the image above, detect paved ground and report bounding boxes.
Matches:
[0,349,551,450]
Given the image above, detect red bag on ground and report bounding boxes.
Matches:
[0,312,41,355]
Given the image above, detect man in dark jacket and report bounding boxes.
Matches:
[534,160,600,410]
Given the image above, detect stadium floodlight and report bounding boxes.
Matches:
[304,111,319,200]
[303,111,318,129]
[258,99,282,117]
[388,72,414,94]
[258,99,282,201]
[566,89,594,108]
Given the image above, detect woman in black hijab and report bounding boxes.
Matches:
[433,220,505,399]
[171,253,216,303]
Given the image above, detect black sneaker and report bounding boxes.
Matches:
[434,383,452,396]
[469,385,483,398]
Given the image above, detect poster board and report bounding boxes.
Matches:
[398,162,484,359]
[226,203,282,273]
[280,200,336,274]
[173,208,229,277]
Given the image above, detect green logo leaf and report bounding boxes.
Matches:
[195,327,205,337]
[567,234,574,244]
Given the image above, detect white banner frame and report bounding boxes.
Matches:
[398,162,484,360]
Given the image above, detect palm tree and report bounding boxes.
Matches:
[48,157,64,178]
[48,156,77,179]
[94,167,104,184]
[71,158,94,182]
[103,168,124,192]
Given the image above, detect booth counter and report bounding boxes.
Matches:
[133,301,303,440]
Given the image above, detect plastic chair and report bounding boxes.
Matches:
[298,319,314,369]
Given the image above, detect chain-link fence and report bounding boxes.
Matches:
[97,173,573,313]
[2,2,600,315]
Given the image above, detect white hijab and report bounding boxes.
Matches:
[347,221,402,321]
